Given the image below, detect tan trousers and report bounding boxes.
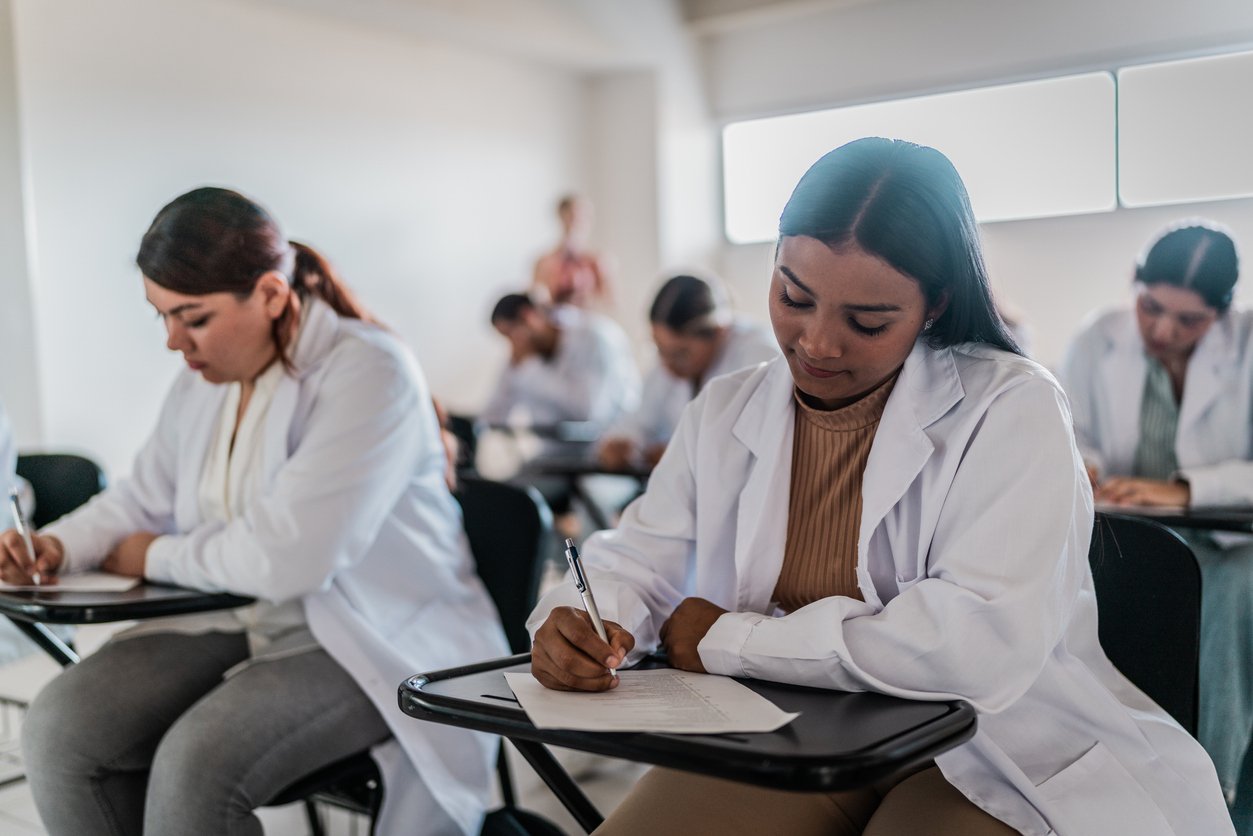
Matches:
[595,765,1020,836]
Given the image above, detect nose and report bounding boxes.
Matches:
[797,320,843,361]
[1149,315,1176,345]
[165,318,191,353]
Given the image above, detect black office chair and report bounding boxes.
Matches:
[448,413,480,474]
[269,476,559,835]
[1088,512,1201,735]
[14,453,107,529]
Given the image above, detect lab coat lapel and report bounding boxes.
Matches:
[730,361,796,613]
[261,298,340,483]
[858,343,960,606]
[1102,317,1147,468]
[175,382,227,529]
[1177,316,1230,444]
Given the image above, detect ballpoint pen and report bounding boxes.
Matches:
[8,487,40,586]
[564,537,616,676]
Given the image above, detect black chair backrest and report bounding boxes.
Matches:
[456,476,553,655]
[447,413,479,473]
[15,453,107,529]
[1088,512,1201,735]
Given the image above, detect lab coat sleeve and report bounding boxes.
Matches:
[513,327,636,427]
[144,341,429,602]
[527,394,703,664]
[479,364,517,425]
[701,378,1092,714]
[44,376,185,574]
[1177,458,1253,506]
[600,366,674,451]
[1059,326,1106,474]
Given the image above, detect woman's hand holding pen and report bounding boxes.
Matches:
[0,530,64,585]
[659,597,727,674]
[532,606,634,692]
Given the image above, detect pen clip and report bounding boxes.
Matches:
[564,538,588,594]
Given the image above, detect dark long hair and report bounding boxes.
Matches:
[136,187,374,368]
[1136,221,1239,312]
[648,274,729,337]
[778,137,1021,355]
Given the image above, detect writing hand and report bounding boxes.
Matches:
[659,597,728,674]
[101,532,159,577]
[0,531,64,585]
[532,606,634,692]
[597,438,635,472]
[1095,477,1189,508]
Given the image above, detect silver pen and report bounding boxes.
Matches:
[8,488,40,586]
[564,537,616,676]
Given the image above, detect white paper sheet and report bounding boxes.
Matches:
[0,571,141,592]
[505,669,799,733]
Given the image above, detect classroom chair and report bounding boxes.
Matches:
[14,453,107,529]
[1088,512,1201,735]
[268,476,560,835]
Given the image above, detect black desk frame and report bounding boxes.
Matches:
[0,585,253,667]
[400,654,977,834]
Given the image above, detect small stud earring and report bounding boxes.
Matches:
[924,318,935,331]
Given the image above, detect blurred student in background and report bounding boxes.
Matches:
[1061,220,1253,822]
[481,292,639,434]
[598,274,777,472]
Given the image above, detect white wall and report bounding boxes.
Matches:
[11,0,590,476]
[0,0,38,447]
[698,0,1253,368]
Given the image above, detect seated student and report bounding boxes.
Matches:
[1061,220,1253,818]
[480,293,639,433]
[527,138,1231,835]
[0,397,50,666]
[598,274,778,472]
[0,187,508,836]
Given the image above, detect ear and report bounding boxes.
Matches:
[927,290,951,323]
[254,271,291,320]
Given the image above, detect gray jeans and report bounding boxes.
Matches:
[21,631,391,836]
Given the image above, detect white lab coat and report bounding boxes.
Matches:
[1060,306,1253,506]
[47,298,509,835]
[530,345,1231,835]
[480,307,640,430]
[606,319,778,451]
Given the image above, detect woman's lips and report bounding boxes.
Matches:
[798,357,845,379]
[186,360,206,371]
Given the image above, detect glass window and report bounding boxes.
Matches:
[722,72,1117,244]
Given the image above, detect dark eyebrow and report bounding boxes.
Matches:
[777,265,902,313]
[152,301,204,317]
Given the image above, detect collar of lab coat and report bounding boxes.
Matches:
[1101,306,1235,443]
[727,341,963,611]
[173,298,344,528]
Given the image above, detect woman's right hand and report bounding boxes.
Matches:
[597,438,636,472]
[531,606,634,692]
[0,530,65,584]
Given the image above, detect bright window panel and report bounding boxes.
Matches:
[722,73,1116,244]
[1119,50,1253,208]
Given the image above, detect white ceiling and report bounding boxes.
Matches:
[228,0,883,70]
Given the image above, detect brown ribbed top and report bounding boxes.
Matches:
[773,374,898,613]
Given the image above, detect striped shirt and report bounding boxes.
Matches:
[773,374,897,613]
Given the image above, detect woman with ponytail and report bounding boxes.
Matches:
[2,187,508,835]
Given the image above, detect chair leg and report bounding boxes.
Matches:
[303,798,325,836]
